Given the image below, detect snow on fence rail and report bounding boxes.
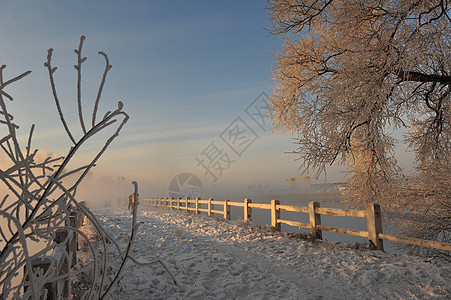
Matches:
[141,197,451,252]
[24,202,86,299]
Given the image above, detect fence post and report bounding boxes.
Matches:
[177,197,181,211]
[208,198,212,216]
[79,201,86,228]
[224,200,230,220]
[271,200,281,231]
[54,229,69,251]
[309,201,322,239]
[244,198,252,222]
[169,197,173,211]
[211,198,215,217]
[366,203,384,250]
[195,197,200,214]
[66,212,78,266]
[185,197,190,213]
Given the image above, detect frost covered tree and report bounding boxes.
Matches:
[266,0,450,206]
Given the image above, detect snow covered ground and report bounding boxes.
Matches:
[87,207,450,299]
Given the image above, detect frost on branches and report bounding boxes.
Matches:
[266,0,450,256]
[0,37,173,299]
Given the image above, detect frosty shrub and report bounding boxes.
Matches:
[0,36,175,299]
[394,161,451,260]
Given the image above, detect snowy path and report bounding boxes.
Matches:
[90,207,450,299]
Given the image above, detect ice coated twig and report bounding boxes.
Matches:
[74,35,88,134]
[0,65,31,102]
[92,51,112,127]
[44,49,77,144]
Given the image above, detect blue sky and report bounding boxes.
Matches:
[1,0,349,199]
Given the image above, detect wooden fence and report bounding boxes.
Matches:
[24,202,86,299]
[142,197,451,252]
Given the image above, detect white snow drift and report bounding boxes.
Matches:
[86,207,450,299]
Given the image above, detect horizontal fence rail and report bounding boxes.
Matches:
[141,197,451,252]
